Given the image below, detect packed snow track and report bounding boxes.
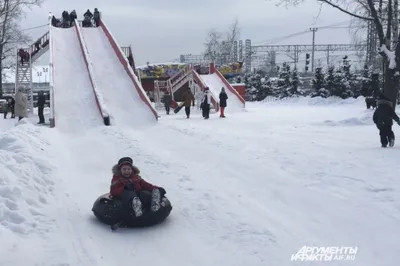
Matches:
[0,97,398,266]
[51,27,103,131]
[200,73,244,112]
[80,27,155,126]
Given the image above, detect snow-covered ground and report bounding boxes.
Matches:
[1,97,399,266]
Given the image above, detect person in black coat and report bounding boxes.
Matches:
[93,8,100,27]
[83,9,93,27]
[163,91,172,115]
[69,10,77,25]
[219,87,228,118]
[37,91,46,124]
[373,94,400,147]
[61,11,70,28]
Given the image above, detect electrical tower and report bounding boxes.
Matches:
[310,27,318,72]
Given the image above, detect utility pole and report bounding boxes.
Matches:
[310,27,318,72]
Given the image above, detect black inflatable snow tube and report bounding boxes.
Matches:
[92,193,172,227]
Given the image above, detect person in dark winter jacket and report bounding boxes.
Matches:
[110,157,166,218]
[373,94,400,147]
[37,91,46,124]
[202,88,211,119]
[69,10,77,25]
[93,8,100,27]
[51,15,57,27]
[181,88,195,118]
[83,9,93,27]
[163,91,172,115]
[3,97,15,118]
[219,87,228,118]
[61,11,70,27]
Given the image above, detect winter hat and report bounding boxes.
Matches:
[118,157,133,168]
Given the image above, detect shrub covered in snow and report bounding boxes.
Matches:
[233,62,376,102]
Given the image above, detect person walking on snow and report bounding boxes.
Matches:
[202,88,211,119]
[373,94,400,147]
[110,157,166,218]
[163,91,172,115]
[14,86,28,121]
[181,87,195,118]
[219,87,228,118]
[37,91,46,124]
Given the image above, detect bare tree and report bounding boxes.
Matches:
[204,29,222,62]
[203,18,240,65]
[0,0,43,96]
[270,0,400,108]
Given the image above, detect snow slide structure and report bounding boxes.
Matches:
[49,21,109,130]
[79,20,158,125]
[163,62,245,114]
[199,63,245,112]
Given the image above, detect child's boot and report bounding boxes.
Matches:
[131,197,143,217]
[389,138,395,147]
[151,188,161,212]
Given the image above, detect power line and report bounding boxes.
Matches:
[253,20,353,46]
[21,24,48,31]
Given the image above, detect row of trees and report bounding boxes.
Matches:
[240,62,375,101]
[269,0,400,110]
[0,0,43,95]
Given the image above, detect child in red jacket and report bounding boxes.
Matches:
[110,157,166,217]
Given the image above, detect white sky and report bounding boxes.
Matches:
[21,0,361,65]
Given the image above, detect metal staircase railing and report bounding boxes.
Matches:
[171,71,194,94]
[14,31,50,114]
[169,65,191,88]
[30,31,50,63]
[15,51,33,113]
[154,80,169,110]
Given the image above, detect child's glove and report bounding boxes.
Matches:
[158,187,166,196]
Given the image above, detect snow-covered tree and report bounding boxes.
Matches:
[270,0,400,109]
[311,67,328,97]
[243,73,262,101]
[360,64,372,96]
[288,67,300,96]
[276,63,291,98]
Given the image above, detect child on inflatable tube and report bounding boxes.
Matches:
[110,157,166,218]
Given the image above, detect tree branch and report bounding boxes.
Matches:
[318,0,374,20]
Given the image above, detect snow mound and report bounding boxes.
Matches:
[0,122,55,236]
[323,111,374,126]
[263,96,366,106]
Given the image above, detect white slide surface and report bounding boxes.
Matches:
[80,27,155,126]
[200,73,243,112]
[52,27,103,131]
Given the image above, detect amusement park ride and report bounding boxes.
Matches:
[14,28,133,115]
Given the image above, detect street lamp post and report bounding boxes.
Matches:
[43,67,48,83]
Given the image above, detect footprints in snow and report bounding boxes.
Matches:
[0,129,55,235]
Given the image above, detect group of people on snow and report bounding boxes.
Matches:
[51,8,100,28]
[17,38,49,65]
[2,87,28,121]
[163,87,228,119]
[2,87,46,124]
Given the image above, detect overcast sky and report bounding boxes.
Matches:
[21,0,359,66]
